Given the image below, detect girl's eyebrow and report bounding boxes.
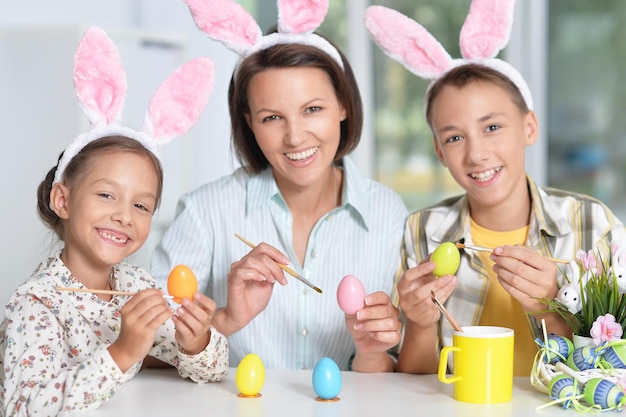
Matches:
[91,178,156,200]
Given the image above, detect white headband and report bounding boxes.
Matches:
[364,0,533,112]
[53,26,215,185]
[183,0,344,70]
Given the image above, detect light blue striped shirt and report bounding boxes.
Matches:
[151,157,408,370]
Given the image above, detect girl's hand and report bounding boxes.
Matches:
[347,291,401,372]
[109,288,173,372]
[173,292,218,355]
[216,243,289,336]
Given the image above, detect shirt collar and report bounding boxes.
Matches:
[429,175,572,245]
[245,157,371,230]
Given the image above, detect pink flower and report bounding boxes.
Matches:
[590,313,623,345]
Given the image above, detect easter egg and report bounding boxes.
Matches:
[431,242,460,277]
[583,378,626,409]
[336,275,366,315]
[312,357,342,400]
[544,334,574,364]
[548,374,580,408]
[601,344,626,369]
[167,264,198,304]
[236,353,265,397]
[566,346,600,371]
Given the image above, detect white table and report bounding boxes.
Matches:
[66,368,579,417]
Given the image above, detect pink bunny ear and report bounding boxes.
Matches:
[73,26,126,126]
[143,57,215,147]
[184,0,262,55]
[364,6,452,79]
[277,0,328,34]
[460,0,516,59]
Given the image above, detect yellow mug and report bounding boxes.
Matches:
[438,326,514,404]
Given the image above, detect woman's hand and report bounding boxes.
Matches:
[348,291,401,372]
[213,243,290,336]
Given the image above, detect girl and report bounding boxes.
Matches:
[151,0,408,372]
[0,27,228,417]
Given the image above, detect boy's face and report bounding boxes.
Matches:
[430,81,538,210]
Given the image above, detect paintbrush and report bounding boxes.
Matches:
[456,242,569,264]
[56,287,174,299]
[431,290,463,332]
[235,233,323,294]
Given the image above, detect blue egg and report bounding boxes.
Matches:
[312,357,342,400]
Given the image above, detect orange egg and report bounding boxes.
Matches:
[167,265,198,304]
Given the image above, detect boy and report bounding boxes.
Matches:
[365,2,626,375]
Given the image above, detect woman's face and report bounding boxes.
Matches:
[244,66,346,190]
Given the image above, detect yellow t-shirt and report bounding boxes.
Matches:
[472,218,537,376]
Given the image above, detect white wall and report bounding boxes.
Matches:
[0,1,239,307]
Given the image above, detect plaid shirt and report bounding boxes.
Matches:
[394,176,626,351]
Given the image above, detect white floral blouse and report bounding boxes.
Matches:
[0,255,229,417]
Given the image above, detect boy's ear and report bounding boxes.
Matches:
[50,183,70,220]
[433,136,447,167]
[524,110,539,146]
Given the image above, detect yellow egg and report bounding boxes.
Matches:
[167,265,198,304]
[236,353,265,397]
[431,242,461,277]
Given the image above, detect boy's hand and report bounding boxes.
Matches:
[397,259,458,328]
[491,244,558,313]
[173,292,218,355]
[109,288,173,372]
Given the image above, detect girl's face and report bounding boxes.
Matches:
[244,66,346,190]
[430,81,538,211]
[53,151,158,272]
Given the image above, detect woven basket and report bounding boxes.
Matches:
[530,337,626,412]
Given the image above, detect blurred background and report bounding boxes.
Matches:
[2,0,625,308]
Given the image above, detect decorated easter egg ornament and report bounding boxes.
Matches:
[566,346,601,371]
[167,264,198,304]
[548,374,581,409]
[312,357,342,402]
[336,275,366,315]
[600,343,626,369]
[431,242,461,277]
[236,353,265,398]
[543,334,574,364]
[583,378,626,410]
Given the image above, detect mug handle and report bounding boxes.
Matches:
[438,346,461,384]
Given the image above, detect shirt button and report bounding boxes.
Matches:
[302,327,310,336]
[311,250,318,258]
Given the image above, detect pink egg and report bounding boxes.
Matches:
[336,274,366,314]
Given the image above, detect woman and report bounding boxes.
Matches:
[151,0,408,372]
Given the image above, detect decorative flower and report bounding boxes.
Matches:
[541,241,626,339]
[590,313,623,345]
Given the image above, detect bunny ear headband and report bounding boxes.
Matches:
[183,0,344,70]
[53,26,215,185]
[364,0,533,111]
